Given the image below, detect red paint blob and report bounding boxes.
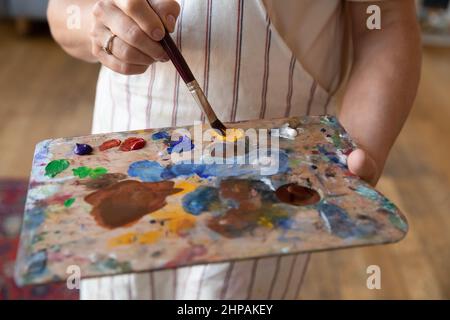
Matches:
[119,137,146,151]
[99,139,122,151]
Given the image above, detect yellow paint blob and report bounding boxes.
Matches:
[148,204,197,235]
[258,216,274,229]
[167,216,196,235]
[108,232,136,247]
[109,205,198,248]
[138,230,163,245]
[108,231,163,248]
[211,128,245,142]
[174,180,198,195]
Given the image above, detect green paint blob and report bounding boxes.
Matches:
[389,214,408,232]
[94,258,132,273]
[72,166,92,178]
[90,167,108,179]
[331,133,342,148]
[31,232,47,244]
[64,198,76,208]
[73,166,108,179]
[45,159,70,178]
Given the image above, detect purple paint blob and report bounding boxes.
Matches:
[73,143,93,156]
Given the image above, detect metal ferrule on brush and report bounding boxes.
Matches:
[187,80,218,124]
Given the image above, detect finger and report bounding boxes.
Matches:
[114,0,165,40]
[93,0,167,61]
[93,42,149,75]
[148,0,181,32]
[94,24,155,65]
[347,149,378,185]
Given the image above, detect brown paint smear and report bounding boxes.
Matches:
[207,179,274,238]
[84,180,181,229]
[275,183,320,206]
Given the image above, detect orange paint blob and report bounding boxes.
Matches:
[99,139,122,151]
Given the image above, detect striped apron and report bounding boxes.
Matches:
[85,0,333,300]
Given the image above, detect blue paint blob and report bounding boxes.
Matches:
[152,131,171,141]
[128,160,164,182]
[128,149,290,183]
[26,250,47,278]
[317,203,360,238]
[73,143,93,156]
[196,149,290,178]
[329,156,340,164]
[167,136,194,154]
[35,140,52,163]
[23,207,45,231]
[355,185,380,201]
[317,145,345,167]
[276,217,296,230]
[182,186,219,215]
[161,163,207,180]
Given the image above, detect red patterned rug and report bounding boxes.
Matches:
[0,179,79,300]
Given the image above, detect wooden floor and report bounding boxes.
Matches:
[0,21,449,299]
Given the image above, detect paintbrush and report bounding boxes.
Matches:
[157,30,227,135]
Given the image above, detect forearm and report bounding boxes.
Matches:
[339,1,421,168]
[47,0,97,62]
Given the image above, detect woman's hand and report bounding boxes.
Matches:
[90,0,180,75]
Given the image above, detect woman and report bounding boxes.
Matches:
[47,0,421,299]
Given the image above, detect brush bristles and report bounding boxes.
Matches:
[211,119,227,136]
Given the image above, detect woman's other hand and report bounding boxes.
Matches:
[347,148,380,186]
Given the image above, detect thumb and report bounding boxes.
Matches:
[347,149,379,186]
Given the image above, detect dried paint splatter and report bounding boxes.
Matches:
[78,173,127,190]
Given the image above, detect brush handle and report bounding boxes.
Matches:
[158,29,226,134]
[160,32,195,84]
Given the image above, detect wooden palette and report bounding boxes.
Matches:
[15,116,408,286]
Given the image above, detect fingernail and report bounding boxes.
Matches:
[152,28,165,41]
[166,15,176,31]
